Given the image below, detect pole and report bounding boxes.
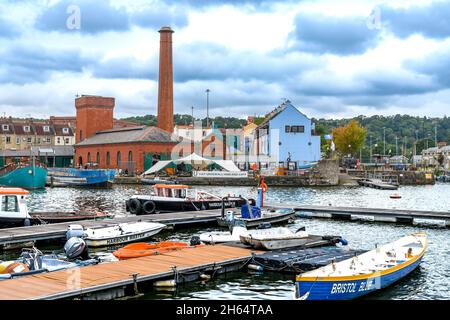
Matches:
[395,136,398,156]
[435,124,437,148]
[383,127,386,156]
[369,135,372,164]
[206,89,210,128]
[191,106,194,126]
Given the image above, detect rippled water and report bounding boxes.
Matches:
[3,183,450,300]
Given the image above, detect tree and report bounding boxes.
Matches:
[332,120,367,157]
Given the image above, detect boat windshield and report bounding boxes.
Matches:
[1,195,19,212]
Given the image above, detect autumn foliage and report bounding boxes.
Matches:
[332,120,367,157]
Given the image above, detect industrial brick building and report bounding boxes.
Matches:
[73,27,179,174]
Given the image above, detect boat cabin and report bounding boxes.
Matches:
[151,184,223,201]
[0,188,30,222]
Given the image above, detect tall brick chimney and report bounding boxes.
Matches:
[75,95,115,143]
[157,26,174,133]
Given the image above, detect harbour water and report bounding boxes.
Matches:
[3,183,450,300]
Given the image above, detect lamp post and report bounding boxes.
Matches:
[383,127,386,156]
[205,89,210,128]
[395,136,398,156]
[191,106,194,126]
[369,135,372,163]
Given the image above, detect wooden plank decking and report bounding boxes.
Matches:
[0,245,258,300]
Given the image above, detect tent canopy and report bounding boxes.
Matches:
[143,153,241,175]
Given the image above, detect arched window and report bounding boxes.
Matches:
[117,151,121,166]
[87,152,91,164]
[106,152,110,166]
[78,156,83,166]
[128,151,133,162]
[80,130,83,141]
[96,152,100,165]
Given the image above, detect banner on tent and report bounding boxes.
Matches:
[192,171,248,178]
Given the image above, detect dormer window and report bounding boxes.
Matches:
[62,127,69,134]
[23,126,30,132]
[43,126,50,132]
[2,124,9,131]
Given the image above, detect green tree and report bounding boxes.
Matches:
[332,120,367,157]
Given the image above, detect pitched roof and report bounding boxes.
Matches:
[0,146,74,157]
[75,126,179,146]
[256,100,310,129]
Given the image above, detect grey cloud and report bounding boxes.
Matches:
[35,0,130,34]
[405,49,450,87]
[0,45,91,84]
[0,16,20,38]
[290,13,381,55]
[381,2,450,39]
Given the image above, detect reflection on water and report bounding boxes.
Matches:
[2,183,450,300]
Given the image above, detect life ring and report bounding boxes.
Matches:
[142,201,156,215]
[128,199,142,215]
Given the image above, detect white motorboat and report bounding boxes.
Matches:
[199,226,249,244]
[239,227,310,250]
[66,221,166,247]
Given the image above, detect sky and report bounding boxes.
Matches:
[0,0,450,120]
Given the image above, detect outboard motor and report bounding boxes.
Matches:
[64,237,90,260]
[190,236,201,246]
[66,224,85,240]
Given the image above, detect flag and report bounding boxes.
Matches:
[324,134,332,140]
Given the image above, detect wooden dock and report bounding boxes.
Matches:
[0,209,224,248]
[0,245,260,300]
[357,178,398,190]
[269,203,450,226]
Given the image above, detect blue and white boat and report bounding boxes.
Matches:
[47,168,116,188]
[295,232,427,300]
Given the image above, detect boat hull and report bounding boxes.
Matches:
[0,166,47,190]
[85,226,166,247]
[296,252,424,300]
[217,212,296,228]
[243,235,341,250]
[47,168,115,188]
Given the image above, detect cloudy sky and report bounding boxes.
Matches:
[0,0,449,120]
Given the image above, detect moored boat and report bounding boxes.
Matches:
[0,164,47,190]
[199,226,249,244]
[126,184,249,215]
[217,206,296,229]
[295,233,427,300]
[0,187,114,227]
[66,222,167,247]
[47,168,116,188]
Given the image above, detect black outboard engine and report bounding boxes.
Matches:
[190,236,201,246]
[64,237,90,260]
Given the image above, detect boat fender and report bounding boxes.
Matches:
[154,279,177,287]
[23,219,31,227]
[190,236,201,246]
[128,199,142,215]
[200,274,211,281]
[142,201,156,215]
[339,238,349,246]
[248,264,264,272]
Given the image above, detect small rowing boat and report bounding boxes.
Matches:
[295,232,427,300]
[217,207,296,229]
[112,241,202,260]
[66,222,167,247]
[199,226,248,244]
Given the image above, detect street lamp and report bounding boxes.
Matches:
[369,135,372,163]
[205,89,210,128]
[383,127,386,156]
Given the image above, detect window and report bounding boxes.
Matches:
[37,138,41,144]
[43,126,50,132]
[285,126,290,133]
[27,137,32,143]
[65,138,70,144]
[46,137,51,143]
[62,128,69,134]
[87,152,91,163]
[117,151,121,166]
[80,130,83,141]
[6,136,11,144]
[2,124,9,131]
[128,151,133,162]
[23,126,30,132]
[57,137,61,144]
[97,152,100,164]
[16,137,20,145]
[106,152,110,166]
[288,126,305,133]
[1,196,19,212]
